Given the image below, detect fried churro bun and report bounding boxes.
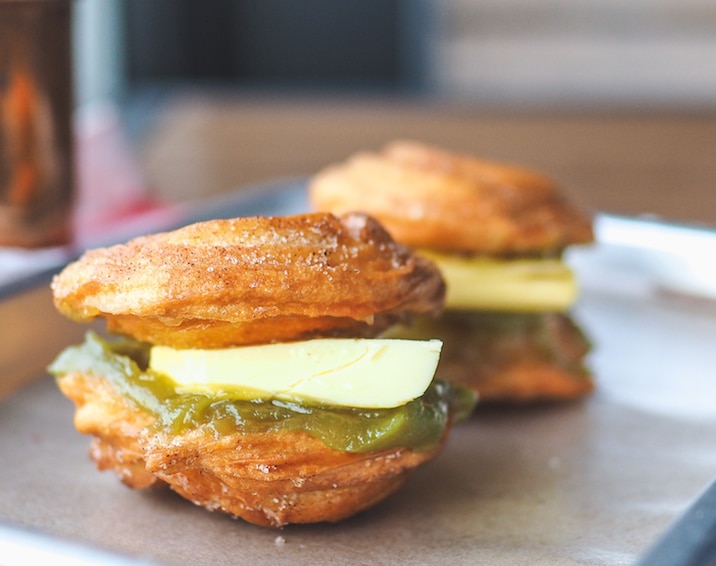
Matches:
[309,140,593,255]
[50,211,455,527]
[311,141,594,404]
[51,212,445,349]
[58,369,444,528]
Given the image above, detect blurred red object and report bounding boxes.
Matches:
[72,103,174,247]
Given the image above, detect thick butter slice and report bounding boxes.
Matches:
[420,250,577,312]
[149,338,442,409]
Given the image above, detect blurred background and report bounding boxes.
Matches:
[75,0,716,111]
[67,0,716,228]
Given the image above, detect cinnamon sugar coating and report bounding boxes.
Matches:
[51,212,445,348]
[309,140,593,255]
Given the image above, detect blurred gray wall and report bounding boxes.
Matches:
[430,0,716,108]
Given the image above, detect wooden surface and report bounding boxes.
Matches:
[136,93,716,226]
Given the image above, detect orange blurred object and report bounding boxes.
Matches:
[0,0,73,248]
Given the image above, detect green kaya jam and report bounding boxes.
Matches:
[49,332,475,453]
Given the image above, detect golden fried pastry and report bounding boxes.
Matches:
[56,361,445,527]
[310,139,593,255]
[52,212,444,349]
[49,212,470,527]
[310,141,594,404]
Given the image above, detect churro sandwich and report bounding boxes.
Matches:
[49,212,471,527]
[310,140,594,403]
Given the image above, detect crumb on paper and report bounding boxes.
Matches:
[275,535,286,547]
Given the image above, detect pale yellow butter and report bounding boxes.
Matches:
[420,250,577,312]
[149,338,442,409]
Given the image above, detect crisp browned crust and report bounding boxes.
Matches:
[309,140,594,255]
[57,371,444,528]
[51,212,445,348]
[59,367,159,489]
